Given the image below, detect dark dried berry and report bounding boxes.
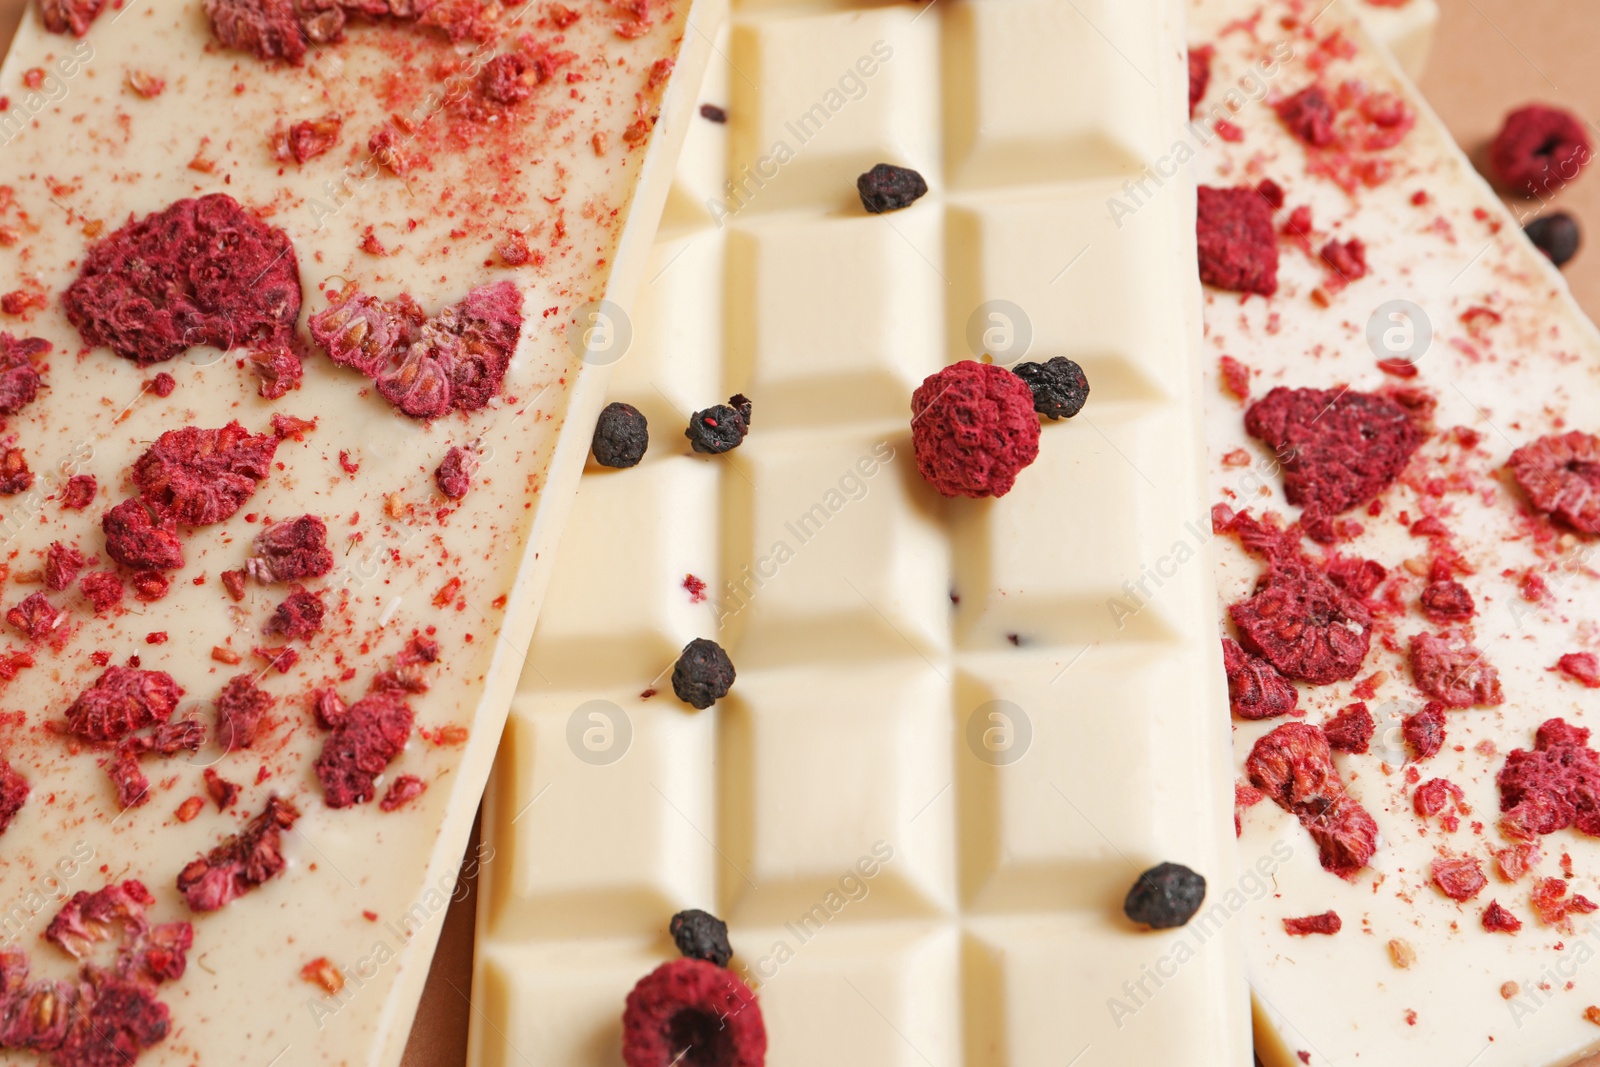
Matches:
[1525,212,1581,268]
[1123,862,1206,929]
[856,163,928,214]
[669,908,733,967]
[685,394,751,455]
[671,638,735,710]
[699,103,727,123]
[593,401,649,468]
[1012,357,1090,421]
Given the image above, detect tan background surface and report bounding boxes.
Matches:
[0,1,1596,1064]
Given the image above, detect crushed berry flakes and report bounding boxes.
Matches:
[1247,722,1378,878]
[0,757,29,835]
[102,499,184,571]
[1196,185,1279,296]
[855,163,928,214]
[247,514,333,583]
[132,422,279,526]
[1219,355,1251,400]
[1555,652,1600,688]
[1323,702,1374,754]
[1508,431,1600,534]
[1318,238,1367,282]
[107,749,150,809]
[686,394,753,456]
[1525,212,1582,267]
[249,346,304,400]
[622,958,766,1067]
[264,586,325,639]
[670,909,733,967]
[79,571,124,613]
[1012,357,1090,421]
[1483,900,1522,933]
[1409,631,1502,707]
[1531,876,1599,932]
[911,362,1038,498]
[1123,862,1207,929]
[1490,104,1592,196]
[1282,910,1341,936]
[221,568,247,601]
[216,673,274,752]
[5,591,60,642]
[177,795,299,912]
[672,638,736,711]
[130,570,170,602]
[65,667,181,743]
[434,445,477,500]
[0,332,47,414]
[379,774,426,812]
[314,689,414,808]
[1499,718,1600,841]
[1431,853,1487,901]
[1276,85,1337,147]
[1221,638,1298,720]
[1403,701,1447,761]
[1419,579,1474,624]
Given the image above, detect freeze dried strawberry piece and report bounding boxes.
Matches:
[204,0,309,62]
[1282,910,1341,935]
[65,667,182,743]
[1431,854,1487,901]
[57,975,173,1064]
[0,447,34,495]
[220,568,247,601]
[1499,717,1600,840]
[5,592,59,641]
[215,673,273,751]
[1221,638,1298,719]
[63,194,301,365]
[1490,104,1592,196]
[0,333,47,414]
[272,113,343,164]
[622,958,766,1067]
[314,689,414,808]
[79,571,124,613]
[1219,354,1251,400]
[1197,185,1279,296]
[45,880,154,958]
[1420,579,1474,624]
[203,768,239,810]
[131,422,278,526]
[1509,431,1600,534]
[379,774,426,811]
[1494,843,1541,882]
[45,540,87,591]
[1244,387,1422,542]
[1229,557,1373,685]
[61,473,98,510]
[247,514,333,583]
[127,717,204,757]
[1409,631,1503,707]
[1531,876,1599,931]
[1482,900,1522,933]
[1414,777,1467,827]
[1188,45,1213,117]
[1556,652,1600,688]
[1324,702,1374,754]
[1319,238,1367,282]
[39,0,107,35]
[177,795,299,912]
[107,748,150,809]
[1403,701,1447,761]
[1246,722,1378,878]
[1276,85,1337,147]
[434,445,476,500]
[249,346,304,399]
[0,757,29,835]
[263,586,324,639]
[102,499,184,571]
[1324,555,1386,600]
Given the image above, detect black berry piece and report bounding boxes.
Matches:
[685,394,752,455]
[672,638,736,710]
[1012,357,1091,420]
[699,103,727,123]
[1123,862,1206,929]
[669,908,733,967]
[1525,212,1581,268]
[856,163,928,214]
[592,401,649,468]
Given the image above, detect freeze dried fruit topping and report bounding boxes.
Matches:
[63,194,302,365]
[45,540,86,591]
[1282,910,1341,936]
[39,0,106,35]
[1276,85,1337,147]
[79,571,123,613]
[685,394,753,456]
[1221,637,1298,720]
[855,163,928,214]
[45,879,155,958]
[1229,556,1372,685]
[1323,701,1374,754]
[379,774,426,812]
[64,667,182,743]
[177,795,299,912]
[669,909,733,968]
[1123,862,1207,929]
[215,673,274,751]
[1246,722,1378,878]
[6,592,60,642]
[247,514,333,583]
[1556,652,1600,688]
[621,958,766,1067]
[108,749,150,809]
[264,586,325,639]
[1508,431,1600,535]
[1012,356,1091,421]
[1531,876,1598,932]
[1244,387,1422,542]
[249,346,304,400]
[910,361,1039,498]
[1196,185,1279,296]
[1409,631,1503,708]
[1403,701,1447,761]
[0,333,47,414]
[1490,104,1592,196]
[313,689,415,808]
[1431,854,1486,902]
[1499,718,1600,840]
[0,448,35,495]
[205,0,461,64]
[102,499,185,571]
[1318,238,1368,282]
[61,474,97,510]
[1419,579,1474,624]
[1188,44,1213,117]
[434,445,476,500]
[592,401,649,469]
[272,113,343,164]
[0,757,29,835]
[671,638,736,711]
[1482,900,1522,933]
[131,422,279,526]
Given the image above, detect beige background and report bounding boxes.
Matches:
[0,1,1595,1064]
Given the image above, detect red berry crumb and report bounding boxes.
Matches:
[683,574,708,604]
[1409,630,1503,707]
[1483,900,1522,933]
[1318,238,1368,282]
[1188,45,1213,117]
[1490,104,1592,196]
[1218,355,1251,400]
[1509,431,1600,534]
[102,499,185,571]
[61,473,97,510]
[203,768,240,811]
[1221,637,1298,720]
[1414,777,1468,831]
[1555,652,1600,688]
[1197,185,1279,296]
[272,113,343,164]
[247,514,333,583]
[45,540,87,591]
[1402,701,1447,761]
[216,673,274,752]
[1229,556,1372,685]
[434,445,476,500]
[264,586,325,640]
[1431,853,1486,901]
[1282,910,1341,936]
[0,756,29,835]
[1247,722,1378,878]
[79,571,124,613]
[909,361,1040,499]
[1323,702,1375,754]
[132,422,279,526]
[64,667,182,743]
[6,591,61,642]
[1276,85,1337,147]
[1531,875,1599,932]
[0,332,47,414]
[314,690,414,808]
[39,0,107,35]
[177,795,299,912]
[621,958,766,1067]
[1419,579,1474,624]
[1499,718,1600,841]
[379,775,427,812]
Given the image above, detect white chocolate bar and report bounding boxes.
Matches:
[1354,0,1437,82]
[0,0,718,1063]
[471,1,1254,1064]
[1193,1,1600,1064]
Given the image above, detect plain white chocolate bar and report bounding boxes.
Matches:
[1353,0,1437,82]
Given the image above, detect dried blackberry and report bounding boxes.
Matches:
[1012,357,1090,421]
[592,402,649,468]
[1123,862,1206,929]
[699,103,727,123]
[1525,212,1581,268]
[671,638,735,710]
[684,395,752,455]
[856,163,928,214]
[669,908,733,967]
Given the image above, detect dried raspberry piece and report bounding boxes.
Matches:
[1556,652,1600,688]
[379,774,426,812]
[0,333,46,414]
[1276,85,1337,147]
[1219,354,1251,400]
[1414,777,1467,824]
[1123,862,1207,929]
[1012,356,1090,421]
[1490,104,1592,195]
[215,673,274,751]
[1229,558,1372,685]
[671,638,736,711]
[107,748,150,809]
[0,446,34,495]
[273,113,343,163]
[1508,431,1600,534]
[61,473,98,510]
[1409,631,1503,707]
[1531,876,1599,931]
[131,422,279,526]
[1221,638,1298,720]
[1419,579,1474,624]
[855,163,928,214]
[434,445,476,500]
[79,571,124,613]
[1318,238,1368,282]
[1483,900,1522,933]
[205,0,309,61]
[1431,853,1486,901]
[480,52,540,104]
[176,795,299,912]
[910,362,1039,498]
[0,757,29,835]
[45,879,155,957]
[249,346,305,399]
[622,958,766,1067]
[686,394,753,456]
[247,514,333,583]
[1282,910,1341,936]
[670,909,734,967]
[58,975,173,1063]
[63,194,301,364]
[39,0,107,35]
[1246,722,1378,878]
[1196,185,1279,296]
[5,592,59,642]
[130,570,170,602]
[102,499,184,571]
[314,689,414,808]
[264,586,324,639]
[220,568,247,601]
[45,540,86,591]
[129,717,204,757]
[1244,387,1422,541]
[592,401,649,468]
[1495,843,1542,881]
[1499,718,1600,840]
[1188,44,1213,117]
[203,768,240,811]
[1323,702,1374,754]
[65,667,182,743]
[1403,701,1447,761]
[309,287,421,376]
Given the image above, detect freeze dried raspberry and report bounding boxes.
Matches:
[314,689,414,808]
[107,748,150,808]
[0,333,46,414]
[1495,843,1542,882]
[4,591,58,645]
[1246,722,1378,878]
[1244,387,1422,541]
[1431,853,1486,901]
[592,401,649,468]
[1188,45,1213,117]
[39,0,106,35]
[60,473,97,511]
[264,586,324,639]
[910,361,1039,498]
[1483,900,1522,933]
[686,394,753,456]
[130,571,169,602]
[215,673,273,751]
[102,499,184,571]
[249,346,304,399]
[1531,876,1598,931]
[1420,579,1474,624]
[1499,718,1600,840]
[131,422,279,526]
[1196,185,1279,296]
[1414,776,1466,817]
[247,514,333,583]
[1508,431,1600,534]
[0,757,28,835]
[272,113,343,163]
[1324,702,1374,754]
[1283,910,1341,936]
[1123,862,1207,929]
[379,774,426,812]
[65,667,182,743]
[45,879,155,958]
[1221,638,1298,720]
[79,571,124,613]
[1409,631,1502,707]
[126,717,204,757]
[670,909,733,967]
[856,163,928,214]
[205,0,310,62]
[57,975,173,1064]
[0,447,34,495]
[177,795,299,911]
[64,194,301,364]
[203,768,239,810]
[1219,355,1251,401]
[1402,701,1447,761]
[1276,85,1337,147]
[480,52,540,104]
[1229,557,1372,685]
[622,958,766,1067]
[45,540,86,592]
[1012,357,1090,420]
[1556,652,1600,688]
[671,638,736,711]
[434,445,476,500]
[1319,238,1368,282]
[1490,104,1592,195]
